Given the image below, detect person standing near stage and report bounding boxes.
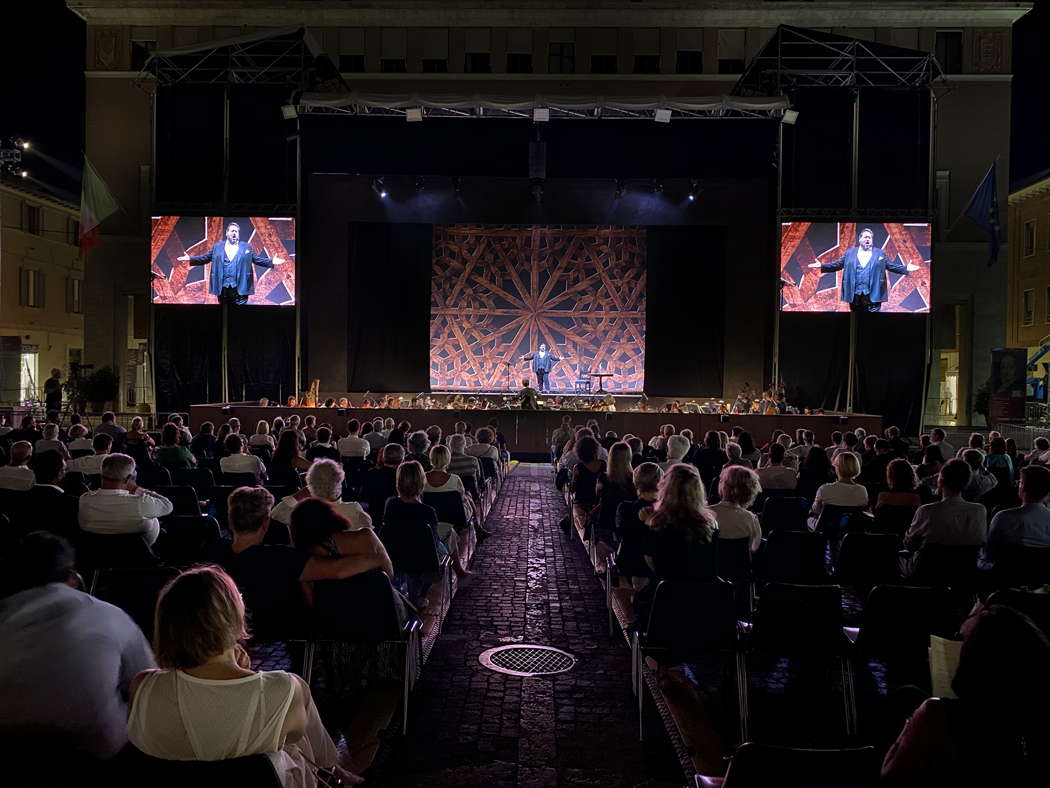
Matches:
[808,227,918,313]
[520,343,560,393]
[177,221,284,306]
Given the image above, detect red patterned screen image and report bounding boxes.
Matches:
[430,225,646,392]
[150,216,296,305]
[780,222,931,313]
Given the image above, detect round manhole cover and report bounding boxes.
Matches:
[478,644,576,677]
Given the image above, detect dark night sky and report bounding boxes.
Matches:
[1,1,1049,196]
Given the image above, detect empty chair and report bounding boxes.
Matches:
[249,445,272,463]
[460,472,485,504]
[813,504,869,548]
[759,496,809,534]
[208,485,237,528]
[172,467,215,500]
[75,531,160,572]
[152,485,202,517]
[747,582,858,736]
[632,579,748,742]
[910,543,980,590]
[758,530,828,584]
[135,465,172,489]
[478,456,500,487]
[153,515,222,567]
[91,566,180,642]
[701,742,878,788]
[221,471,260,489]
[834,532,902,596]
[872,503,918,537]
[60,472,90,497]
[990,546,1050,589]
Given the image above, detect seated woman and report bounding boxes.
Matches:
[873,458,922,536]
[424,444,476,525]
[383,460,470,582]
[271,430,310,485]
[593,442,636,539]
[155,422,196,471]
[692,430,729,489]
[123,416,155,465]
[635,464,720,621]
[570,436,604,515]
[982,436,1015,487]
[249,420,276,451]
[710,465,762,553]
[127,565,363,786]
[882,605,1050,786]
[614,462,662,588]
[795,445,834,502]
[808,451,868,530]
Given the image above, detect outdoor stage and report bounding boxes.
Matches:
[189,400,881,455]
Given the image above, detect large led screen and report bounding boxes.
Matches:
[780,222,931,313]
[150,216,296,305]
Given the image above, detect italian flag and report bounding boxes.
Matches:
[79,156,121,259]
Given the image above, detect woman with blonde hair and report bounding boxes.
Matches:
[424,443,476,523]
[643,463,719,583]
[614,462,662,585]
[593,442,636,537]
[808,450,868,528]
[249,419,276,450]
[711,465,762,553]
[127,565,362,786]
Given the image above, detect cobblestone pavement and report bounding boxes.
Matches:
[369,463,683,787]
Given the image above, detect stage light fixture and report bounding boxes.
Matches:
[782,109,799,125]
[371,177,387,198]
[20,140,30,150]
[280,104,298,120]
[533,107,550,123]
[406,107,423,122]
[654,108,672,124]
[20,170,28,178]
[719,414,730,423]
[614,178,625,199]
[688,179,701,201]
[651,179,663,194]
[415,176,425,192]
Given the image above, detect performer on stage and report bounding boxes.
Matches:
[808,227,918,313]
[516,378,540,410]
[520,343,560,393]
[178,222,284,305]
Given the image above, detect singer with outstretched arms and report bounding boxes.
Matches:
[177,221,284,305]
[808,227,918,313]
[520,343,560,393]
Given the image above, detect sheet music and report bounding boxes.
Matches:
[928,635,963,699]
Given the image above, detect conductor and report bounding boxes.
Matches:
[520,343,560,393]
[177,221,284,305]
[808,227,918,312]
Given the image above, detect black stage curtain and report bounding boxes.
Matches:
[347,223,432,392]
[153,306,223,412]
[853,314,926,434]
[155,85,224,206]
[779,313,851,412]
[227,306,296,404]
[645,226,725,396]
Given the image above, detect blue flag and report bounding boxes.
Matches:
[963,162,1001,266]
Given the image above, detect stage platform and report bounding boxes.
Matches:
[189,402,881,455]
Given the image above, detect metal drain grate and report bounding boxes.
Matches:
[478,644,576,677]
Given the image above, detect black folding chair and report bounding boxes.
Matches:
[834,531,903,596]
[910,543,981,590]
[115,746,282,788]
[632,579,748,743]
[75,531,160,574]
[718,536,755,618]
[382,517,450,608]
[759,496,809,534]
[308,569,423,735]
[746,582,858,736]
[872,503,918,538]
[221,472,260,488]
[154,515,222,567]
[757,530,829,584]
[703,742,879,788]
[136,465,172,489]
[172,467,215,500]
[153,485,202,517]
[90,566,180,641]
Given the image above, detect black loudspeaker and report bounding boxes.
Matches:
[529,141,546,180]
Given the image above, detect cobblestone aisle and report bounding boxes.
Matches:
[370,464,681,787]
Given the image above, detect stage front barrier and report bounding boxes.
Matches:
[189,406,881,456]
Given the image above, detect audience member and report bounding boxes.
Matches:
[961,449,997,502]
[271,459,371,531]
[614,463,662,585]
[305,427,340,463]
[249,419,276,451]
[735,431,761,468]
[35,423,70,461]
[859,438,895,489]
[825,430,844,461]
[219,433,266,483]
[875,458,922,509]
[78,453,172,546]
[982,436,1015,487]
[915,444,944,481]
[169,414,192,446]
[929,427,955,463]
[68,433,113,475]
[659,434,691,470]
[364,418,386,451]
[809,452,868,527]
[271,429,310,484]
[126,564,361,786]
[593,442,636,535]
[711,465,762,553]
[904,459,987,552]
[362,443,403,524]
[881,605,1050,786]
[884,425,910,458]
[0,441,34,491]
[1026,436,1050,465]
[67,424,93,454]
[189,421,217,459]
[155,422,196,471]
[405,430,433,470]
[570,436,604,510]
[756,443,797,490]
[796,445,834,502]
[425,444,478,528]
[384,461,470,579]
[625,436,645,468]
[337,419,370,459]
[984,465,1050,565]
[0,532,155,760]
[692,430,729,488]
[447,434,481,487]
[465,427,500,463]
[94,412,126,443]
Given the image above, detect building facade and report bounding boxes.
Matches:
[0,181,84,408]
[1006,169,1050,397]
[66,1,1031,425]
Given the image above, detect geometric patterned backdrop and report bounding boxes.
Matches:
[430,225,646,392]
[779,222,931,313]
[150,216,296,305]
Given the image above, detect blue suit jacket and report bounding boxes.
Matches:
[187,241,275,297]
[523,351,559,372]
[820,246,908,304]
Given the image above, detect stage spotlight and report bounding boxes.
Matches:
[782,109,799,125]
[20,140,30,150]
[688,179,701,201]
[614,178,625,199]
[20,170,28,178]
[406,107,423,122]
[654,108,672,124]
[280,104,298,120]
[371,177,387,198]
[533,107,550,123]
[415,176,425,192]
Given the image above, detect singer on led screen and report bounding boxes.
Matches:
[807,227,919,313]
[177,221,285,305]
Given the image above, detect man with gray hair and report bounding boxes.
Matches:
[659,434,692,470]
[405,431,432,470]
[0,441,34,491]
[77,453,173,545]
[270,458,372,531]
[447,433,481,484]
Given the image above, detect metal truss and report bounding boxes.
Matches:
[143,26,341,89]
[734,25,942,96]
[777,207,934,221]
